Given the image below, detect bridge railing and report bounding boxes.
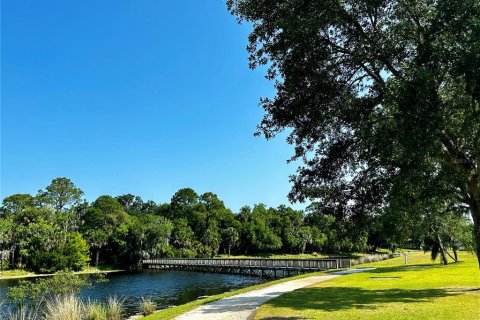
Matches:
[142,258,352,270]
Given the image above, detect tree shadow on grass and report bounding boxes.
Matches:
[265,287,455,312]
[363,261,466,275]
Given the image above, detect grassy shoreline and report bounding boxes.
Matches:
[0,266,125,280]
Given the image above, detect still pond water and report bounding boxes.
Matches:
[0,270,264,317]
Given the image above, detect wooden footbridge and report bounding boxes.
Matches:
[141,257,352,278]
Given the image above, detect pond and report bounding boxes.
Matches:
[0,270,264,318]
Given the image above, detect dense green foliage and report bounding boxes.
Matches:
[7,272,90,306]
[0,179,90,273]
[227,0,480,265]
[0,177,473,272]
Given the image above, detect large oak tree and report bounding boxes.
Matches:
[228,0,480,264]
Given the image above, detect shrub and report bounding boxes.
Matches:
[140,297,156,316]
[106,296,123,320]
[44,294,83,320]
[7,272,88,308]
[84,301,107,320]
[30,233,90,273]
[351,253,391,266]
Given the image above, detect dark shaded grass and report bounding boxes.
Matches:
[263,287,454,312]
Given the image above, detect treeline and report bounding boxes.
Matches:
[0,177,474,272]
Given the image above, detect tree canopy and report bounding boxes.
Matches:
[227,0,480,266]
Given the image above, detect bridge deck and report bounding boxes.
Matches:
[142,258,352,278]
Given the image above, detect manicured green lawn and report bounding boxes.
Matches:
[254,252,480,320]
[216,253,363,259]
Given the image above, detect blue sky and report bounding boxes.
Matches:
[1,1,300,211]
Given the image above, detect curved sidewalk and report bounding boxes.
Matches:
[175,268,375,320]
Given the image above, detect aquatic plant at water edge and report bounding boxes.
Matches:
[84,300,107,320]
[140,297,156,316]
[43,294,83,320]
[106,296,124,320]
[6,304,39,320]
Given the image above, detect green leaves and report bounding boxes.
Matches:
[229,0,480,264]
[7,271,90,306]
[37,177,84,212]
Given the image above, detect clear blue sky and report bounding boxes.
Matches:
[1,1,300,211]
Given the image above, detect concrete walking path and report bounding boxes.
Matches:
[175,268,375,320]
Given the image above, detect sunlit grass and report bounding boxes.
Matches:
[0,265,124,280]
[0,269,33,279]
[255,252,480,320]
[216,252,368,259]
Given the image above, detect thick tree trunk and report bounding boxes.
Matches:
[464,174,480,268]
[469,196,480,268]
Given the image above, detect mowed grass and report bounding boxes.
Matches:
[254,252,480,320]
[216,253,363,259]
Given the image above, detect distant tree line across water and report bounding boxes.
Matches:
[0,177,473,273]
